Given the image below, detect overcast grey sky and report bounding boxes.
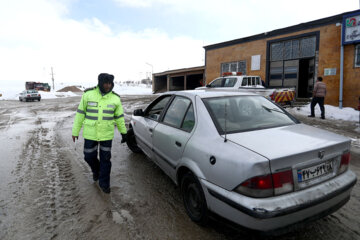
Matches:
[0,0,358,86]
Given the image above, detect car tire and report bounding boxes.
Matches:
[181,172,208,225]
[38,98,41,101]
[19,98,22,101]
[126,128,142,153]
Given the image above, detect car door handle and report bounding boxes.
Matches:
[149,128,153,133]
[175,141,182,147]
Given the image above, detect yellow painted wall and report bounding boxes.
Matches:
[205,24,360,109]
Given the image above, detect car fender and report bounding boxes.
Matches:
[176,156,206,185]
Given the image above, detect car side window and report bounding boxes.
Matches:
[242,77,247,86]
[223,78,237,87]
[163,97,191,128]
[181,104,195,132]
[145,95,172,121]
[209,78,223,87]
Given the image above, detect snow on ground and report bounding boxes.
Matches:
[287,104,360,122]
[0,81,358,122]
[0,82,153,100]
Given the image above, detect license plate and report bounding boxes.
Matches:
[297,160,334,182]
[31,94,38,97]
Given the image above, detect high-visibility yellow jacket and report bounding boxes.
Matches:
[72,86,127,141]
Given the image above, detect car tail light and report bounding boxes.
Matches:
[339,152,350,174]
[272,169,294,195]
[38,94,40,96]
[27,94,30,97]
[235,169,293,198]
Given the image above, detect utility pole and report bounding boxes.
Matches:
[51,67,55,91]
[145,62,153,80]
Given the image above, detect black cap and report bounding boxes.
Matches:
[98,73,114,94]
[98,73,114,83]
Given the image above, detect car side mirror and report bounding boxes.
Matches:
[206,84,211,88]
[133,109,144,116]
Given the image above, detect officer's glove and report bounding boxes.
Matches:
[121,133,128,143]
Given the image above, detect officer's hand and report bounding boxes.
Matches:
[121,133,128,144]
[72,135,78,142]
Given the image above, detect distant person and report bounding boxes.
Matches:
[308,76,326,119]
[72,73,127,194]
[261,79,268,87]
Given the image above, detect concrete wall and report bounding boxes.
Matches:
[205,24,360,109]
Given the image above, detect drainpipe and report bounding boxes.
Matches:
[339,23,344,109]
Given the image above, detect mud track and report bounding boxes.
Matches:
[0,96,359,240]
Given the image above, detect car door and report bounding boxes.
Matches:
[133,95,173,159]
[152,96,196,180]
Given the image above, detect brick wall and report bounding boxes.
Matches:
[205,24,360,109]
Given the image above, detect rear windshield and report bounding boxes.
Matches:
[27,90,38,93]
[203,96,297,134]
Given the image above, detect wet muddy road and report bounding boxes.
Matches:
[0,96,359,240]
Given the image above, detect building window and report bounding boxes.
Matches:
[221,61,246,75]
[355,44,360,67]
[270,36,316,61]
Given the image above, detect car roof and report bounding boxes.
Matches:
[162,89,257,99]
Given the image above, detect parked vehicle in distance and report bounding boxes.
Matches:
[196,72,296,105]
[25,81,51,91]
[19,90,41,102]
[127,90,357,233]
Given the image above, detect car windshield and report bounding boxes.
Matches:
[203,95,297,134]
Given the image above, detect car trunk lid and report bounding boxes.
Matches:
[225,123,351,189]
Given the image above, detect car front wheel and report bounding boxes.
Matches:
[181,172,208,225]
[126,128,142,153]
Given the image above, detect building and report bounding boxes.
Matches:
[204,9,360,109]
[152,66,205,93]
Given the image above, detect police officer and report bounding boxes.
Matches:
[72,73,127,194]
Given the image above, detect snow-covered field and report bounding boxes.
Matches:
[0,82,359,122]
[0,82,153,100]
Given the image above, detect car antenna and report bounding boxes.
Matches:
[224,102,228,142]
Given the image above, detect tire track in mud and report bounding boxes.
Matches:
[3,114,82,240]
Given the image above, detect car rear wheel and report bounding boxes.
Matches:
[181,172,208,225]
[126,128,142,153]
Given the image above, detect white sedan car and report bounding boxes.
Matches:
[126,90,357,233]
[19,90,41,102]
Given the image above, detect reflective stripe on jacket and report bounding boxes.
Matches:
[72,86,127,141]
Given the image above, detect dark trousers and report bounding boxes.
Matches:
[310,97,325,118]
[84,139,112,189]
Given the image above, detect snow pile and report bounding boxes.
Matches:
[287,104,360,122]
[57,86,83,92]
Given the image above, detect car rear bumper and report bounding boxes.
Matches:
[25,97,41,100]
[201,170,357,231]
